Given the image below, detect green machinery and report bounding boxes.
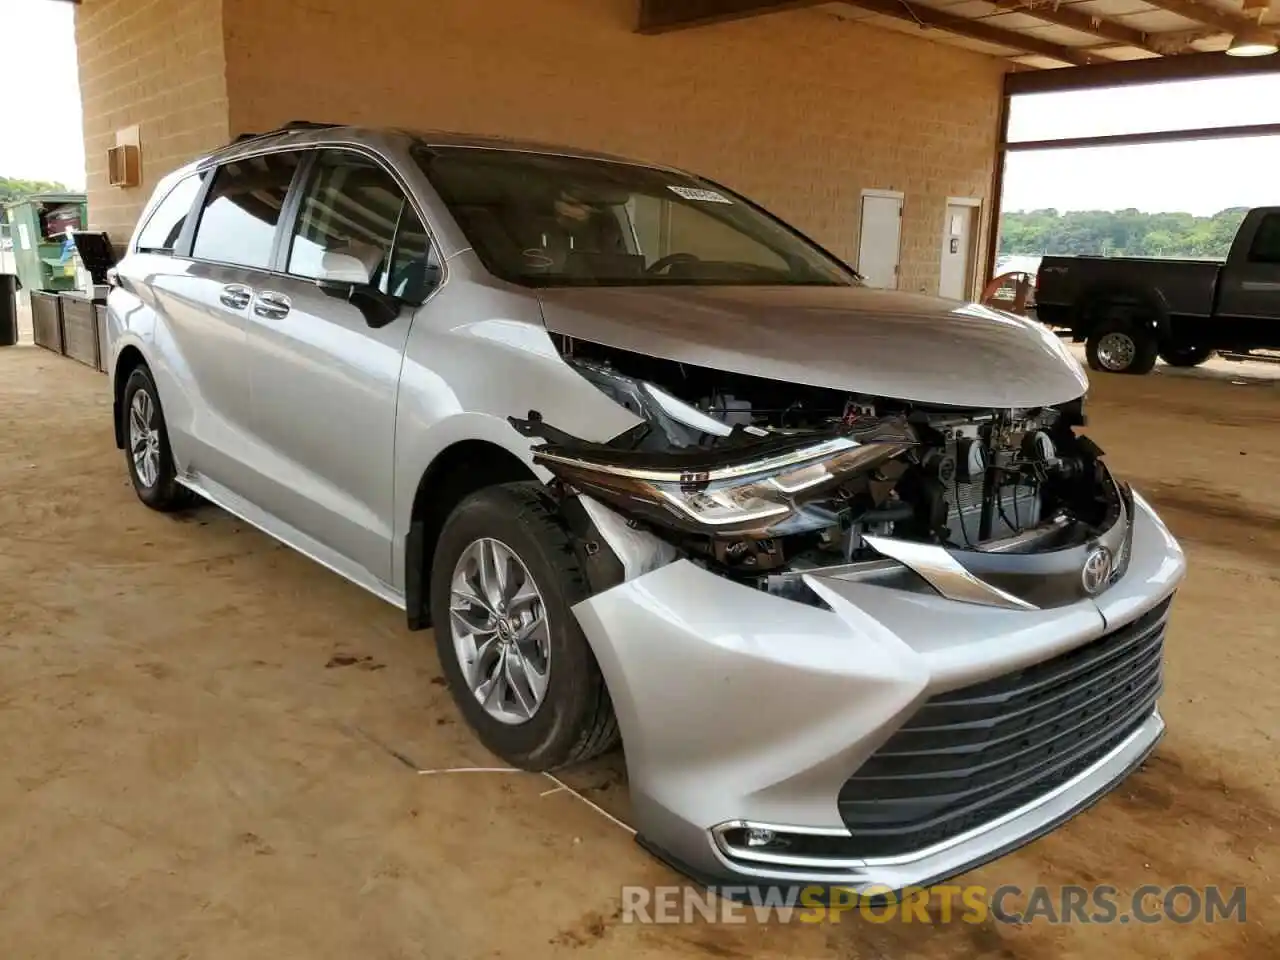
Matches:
[3,193,88,293]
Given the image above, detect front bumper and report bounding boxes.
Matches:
[570,491,1184,894]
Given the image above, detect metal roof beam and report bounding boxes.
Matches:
[839,0,1098,65]
[1005,47,1280,93]
[1005,120,1280,151]
[637,0,828,33]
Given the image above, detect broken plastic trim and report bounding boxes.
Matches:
[636,381,770,440]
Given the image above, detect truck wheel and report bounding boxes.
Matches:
[1159,345,1214,368]
[1086,323,1158,375]
[429,482,619,770]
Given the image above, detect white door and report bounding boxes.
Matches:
[856,193,903,289]
[938,202,976,300]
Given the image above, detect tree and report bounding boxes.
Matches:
[0,176,73,214]
[998,207,1250,260]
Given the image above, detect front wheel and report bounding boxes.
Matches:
[429,482,618,770]
[1159,345,1214,367]
[1086,322,1158,374]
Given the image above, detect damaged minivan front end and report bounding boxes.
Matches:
[518,316,1147,605]
[515,316,1184,896]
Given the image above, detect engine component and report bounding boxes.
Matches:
[1023,430,1056,463]
[958,438,986,480]
[947,477,1041,546]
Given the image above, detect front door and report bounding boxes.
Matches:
[1215,211,1280,350]
[243,148,442,583]
[857,192,903,289]
[938,202,976,301]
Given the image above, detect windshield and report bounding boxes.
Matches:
[414,146,858,288]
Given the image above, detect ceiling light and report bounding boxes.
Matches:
[1227,24,1278,57]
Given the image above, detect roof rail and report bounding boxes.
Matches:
[229,120,342,145]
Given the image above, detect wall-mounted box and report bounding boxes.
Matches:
[107,144,141,187]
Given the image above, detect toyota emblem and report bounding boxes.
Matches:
[1081,546,1114,596]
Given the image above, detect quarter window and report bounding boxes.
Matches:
[135,172,205,254]
[191,152,301,269]
[286,150,440,304]
[1248,213,1280,265]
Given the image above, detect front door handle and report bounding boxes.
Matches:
[253,290,292,320]
[219,283,253,310]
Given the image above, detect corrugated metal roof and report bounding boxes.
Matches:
[1072,0,1161,17]
[1093,44,1164,59]
[815,0,1280,70]
[1113,9,1209,32]
[1018,22,1117,46]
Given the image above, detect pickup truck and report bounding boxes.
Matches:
[1034,206,1280,374]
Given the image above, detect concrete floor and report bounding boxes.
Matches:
[0,336,1277,959]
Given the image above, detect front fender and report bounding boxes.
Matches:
[389,299,644,594]
[390,407,545,595]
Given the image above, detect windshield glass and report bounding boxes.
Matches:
[415,146,857,288]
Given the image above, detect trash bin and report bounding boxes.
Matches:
[30,290,64,353]
[3,193,87,294]
[0,273,19,347]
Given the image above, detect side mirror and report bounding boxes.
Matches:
[315,277,402,329]
[319,250,374,285]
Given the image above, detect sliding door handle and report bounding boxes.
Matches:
[253,290,292,320]
[219,284,252,310]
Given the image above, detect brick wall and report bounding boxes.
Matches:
[74,0,1004,295]
[222,0,1004,295]
[75,0,230,243]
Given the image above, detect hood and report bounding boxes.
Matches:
[536,285,1088,409]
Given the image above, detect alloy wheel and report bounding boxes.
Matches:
[449,537,550,725]
[128,390,162,489]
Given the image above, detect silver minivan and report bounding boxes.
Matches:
[109,122,1183,895]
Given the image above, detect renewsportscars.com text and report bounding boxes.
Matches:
[621,884,1247,926]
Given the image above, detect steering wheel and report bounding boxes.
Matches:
[646,252,701,275]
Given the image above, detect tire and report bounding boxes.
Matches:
[1085,318,1158,375]
[429,481,618,770]
[1159,345,1214,368]
[121,365,192,511]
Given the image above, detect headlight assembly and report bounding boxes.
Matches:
[529,427,916,536]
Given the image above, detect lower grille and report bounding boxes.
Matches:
[837,596,1171,858]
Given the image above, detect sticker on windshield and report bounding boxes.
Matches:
[667,186,733,204]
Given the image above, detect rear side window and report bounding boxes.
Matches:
[191,152,301,269]
[1248,214,1280,265]
[135,173,204,254]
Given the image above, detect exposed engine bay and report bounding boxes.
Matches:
[512,338,1123,600]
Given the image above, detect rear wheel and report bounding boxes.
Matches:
[1086,319,1158,374]
[429,482,618,770]
[1159,344,1214,367]
[122,365,192,511]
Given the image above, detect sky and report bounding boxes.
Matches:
[3,0,84,188]
[1,0,1279,215]
[1003,76,1280,216]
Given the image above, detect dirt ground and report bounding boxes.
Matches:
[0,330,1277,959]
